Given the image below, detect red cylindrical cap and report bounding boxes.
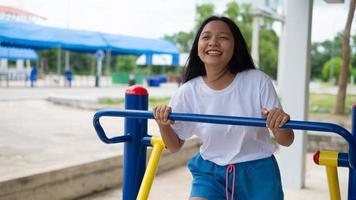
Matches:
[125,85,148,95]
[313,150,320,165]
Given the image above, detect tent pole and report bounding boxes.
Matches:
[65,51,71,87]
[57,47,61,86]
[65,51,70,71]
[105,49,111,86]
[95,50,104,87]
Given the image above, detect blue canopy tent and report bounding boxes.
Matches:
[100,33,179,65]
[0,20,108,53]
[0,46,38,61]
[0,20,179,87]
[0,46,38,88]
[0,20,179,63]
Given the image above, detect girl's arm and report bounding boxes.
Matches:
[153,105,185,153]
[261,108,295,147]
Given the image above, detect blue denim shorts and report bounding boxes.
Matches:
[187,153,284,200]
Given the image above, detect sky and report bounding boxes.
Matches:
[0,0,354,43]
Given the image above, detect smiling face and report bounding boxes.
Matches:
[197,20,235,70]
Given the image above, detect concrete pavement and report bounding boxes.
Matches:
[0,84,179,179]
[0,83,183,199]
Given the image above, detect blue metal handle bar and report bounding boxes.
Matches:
[93,108,356,169]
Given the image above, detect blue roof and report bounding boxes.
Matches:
[0,46,38,60]
[100,33,179,55]
[0,20,180,57]
[0,20,109,52]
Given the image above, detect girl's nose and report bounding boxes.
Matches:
[208,37,219,47]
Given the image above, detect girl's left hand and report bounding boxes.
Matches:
[261,108,290,129]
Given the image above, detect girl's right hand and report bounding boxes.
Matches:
[153,105,175,126]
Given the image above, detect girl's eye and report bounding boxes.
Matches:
[201,36,209,40]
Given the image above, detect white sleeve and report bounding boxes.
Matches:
[168,88,196,140]
[260,77,282,110]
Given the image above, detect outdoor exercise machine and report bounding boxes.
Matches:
[93,85,356,200]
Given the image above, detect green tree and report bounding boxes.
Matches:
[224,1,240,21]
[223,1,278,77]
[311,43,329,80]
[164,31,194,53]
[322,57,352,83]
[351,34,356,72]
[239,3,253,24]
[259,29,279,78]
[322,57,343,82]
[223,2,253,49]
[195,3,215,30]
[114,55,138,72]
[163,3,215,54]
[236,3,253,49]
[38,48,59,74]
[38,49,95,75]
[320,34,343,58]
[311,34,343,80]
[223,2,252,48]
[69,52,94,75]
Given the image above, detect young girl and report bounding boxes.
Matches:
[153,16,294,200]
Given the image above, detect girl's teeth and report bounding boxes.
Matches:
[207,51,221,55]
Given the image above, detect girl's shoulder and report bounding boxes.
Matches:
[174,76,201,98]
[170,76,201,107]
[239,69,272,82]
[179,76,201,91]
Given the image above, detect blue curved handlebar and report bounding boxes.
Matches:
[93,108,356,169]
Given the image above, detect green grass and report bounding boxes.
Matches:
[148,97,170,108]
[98,97,170,109]
[309,93,356,114]
[98,98,125,106]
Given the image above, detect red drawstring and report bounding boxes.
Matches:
[225,164,235,200]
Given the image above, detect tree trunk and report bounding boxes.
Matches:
[335,0,356,114]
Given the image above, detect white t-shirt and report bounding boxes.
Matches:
[169,69,281,166]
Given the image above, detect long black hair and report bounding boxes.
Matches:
[183,16,256,83]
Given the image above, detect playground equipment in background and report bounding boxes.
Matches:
[146,75,168,87]
[93,85,356,200]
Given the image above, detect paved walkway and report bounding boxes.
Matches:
[0,84,177,182]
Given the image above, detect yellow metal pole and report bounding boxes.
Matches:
[319,151,338,167]
[315,151,341,200]
[325,166,341,200]
[136,137,165,200]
